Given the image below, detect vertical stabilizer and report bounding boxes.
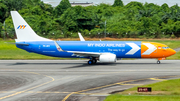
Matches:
[11,11,51,42]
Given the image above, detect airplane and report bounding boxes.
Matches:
[10,11,176,65]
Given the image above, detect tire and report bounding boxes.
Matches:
[88,60,93,65]
[92,59,97,64]
[157,60,160,64]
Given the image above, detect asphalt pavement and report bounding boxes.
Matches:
[0,60,180,101]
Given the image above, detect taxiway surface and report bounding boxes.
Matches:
[0,60,180,101]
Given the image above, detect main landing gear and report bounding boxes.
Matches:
[88,58,97,65]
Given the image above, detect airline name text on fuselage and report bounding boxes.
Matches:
[88,43,125,47]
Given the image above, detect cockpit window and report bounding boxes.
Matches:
[162,47,169,49]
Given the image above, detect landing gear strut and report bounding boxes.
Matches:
[157,60,161,64]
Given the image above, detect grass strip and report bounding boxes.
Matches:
[105,79,180,101]
[104,95,180,101]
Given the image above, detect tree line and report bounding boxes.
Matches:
[0,0,180,39]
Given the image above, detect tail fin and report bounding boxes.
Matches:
[11,11,51,42]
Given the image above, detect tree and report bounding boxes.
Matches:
[54,0,71,17]
[56,6,97,33]
[125,1,143,10]
[0,3,8,38]
[161,3,169,12]
[0,22,2,38]
[173,21,180,37]
[112,0,124,7]
[0,3,8,23]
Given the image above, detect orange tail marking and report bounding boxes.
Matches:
[20,25,22,29]
[23,25,26,29]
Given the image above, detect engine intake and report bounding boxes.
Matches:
[99,53,117,63]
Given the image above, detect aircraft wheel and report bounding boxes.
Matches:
[92,59,97,64]
[88,60,93,65]
[157,60,161,64]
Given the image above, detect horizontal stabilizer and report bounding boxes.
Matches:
[6,42,29,46]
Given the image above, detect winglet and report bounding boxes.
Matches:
[54,41,64,52]
[78,32,85,41]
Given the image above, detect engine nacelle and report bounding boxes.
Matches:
[99,53,117,63]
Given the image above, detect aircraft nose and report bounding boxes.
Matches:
[169,48,176,56]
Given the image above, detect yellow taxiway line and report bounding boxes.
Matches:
[0,69,55,100]
[62,75,180,101]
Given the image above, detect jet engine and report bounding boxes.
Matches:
[99,53,117,63]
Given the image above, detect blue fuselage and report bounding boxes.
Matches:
[16,41,142,58]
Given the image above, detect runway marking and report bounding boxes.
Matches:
[149,78,167,81]
[0,91,109,96]
[117,83,143,85]
[62,79,142,101]
[62,92,75,101]
[55,75,86,81]
[1,68,180,101]
[62,75,180,101]
[0,70,55,100]
[0,76,180,101]
[0,69,84,100]
[96,70,136,75]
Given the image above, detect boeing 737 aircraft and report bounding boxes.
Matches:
[11,11,176,65]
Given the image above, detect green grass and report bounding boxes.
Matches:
[167,51,180,60]
[105,95,180,101]
[0,39,63,59]
[125,79,180,95]
[104,79,180,101]
[0,39,179,60]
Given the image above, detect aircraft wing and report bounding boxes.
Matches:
[54,41,100,57]
[68,51,100,57]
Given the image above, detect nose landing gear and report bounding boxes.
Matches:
[157,60,161,64]
[157,58,166,64]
